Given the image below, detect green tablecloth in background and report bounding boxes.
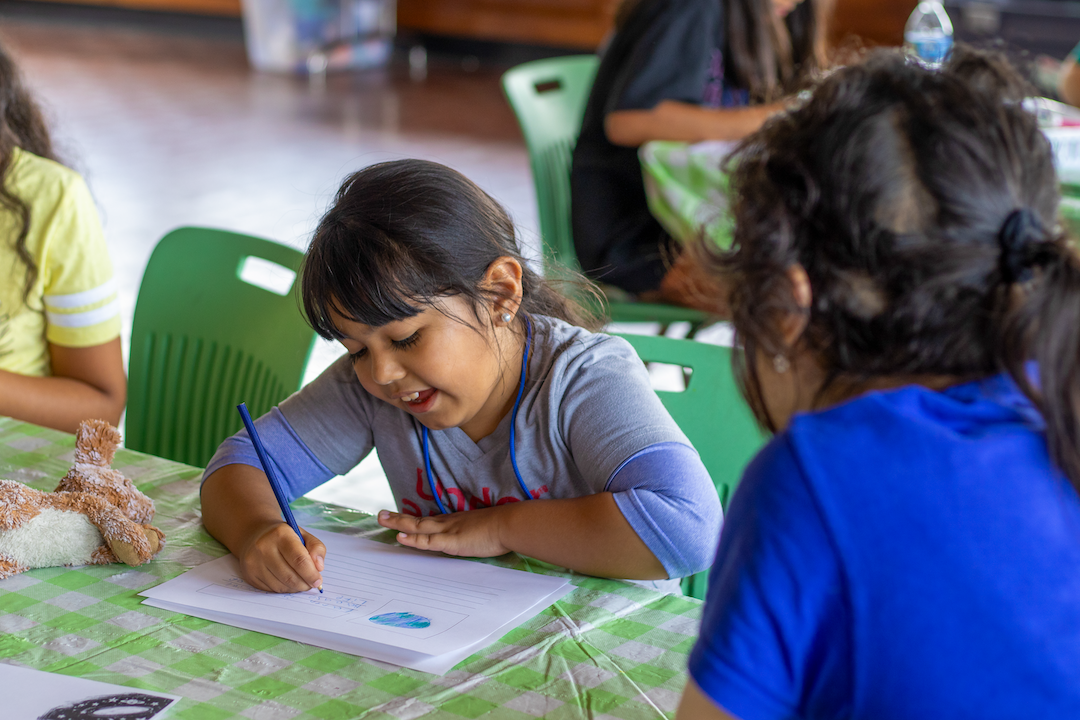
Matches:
[0,418,702,719]
[643,138,1080,247]
[640,140,736,249]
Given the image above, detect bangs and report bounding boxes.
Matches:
[300,219,446,339]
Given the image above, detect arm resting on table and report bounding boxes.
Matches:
[382,491,670,580]
[202,463,326,592]
[605,100,785,147]
[0,339,126,434]
[607,442,722,579]
[381,442,721,581]
[201,408,337,592]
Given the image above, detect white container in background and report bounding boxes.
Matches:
[241,0,395,73]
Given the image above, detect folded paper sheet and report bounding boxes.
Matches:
[140,531,573,674]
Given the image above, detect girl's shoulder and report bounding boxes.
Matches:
[527,315,660,408]
[775,374,1051,504]
[6,148,94,244]
[529,315,640,371]
[8,147,84,195]
[788,374,1041,445]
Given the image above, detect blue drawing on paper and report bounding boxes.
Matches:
[369,611,431,629]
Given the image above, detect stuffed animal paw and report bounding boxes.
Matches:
[0,419,165,580]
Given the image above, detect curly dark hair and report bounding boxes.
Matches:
[301,159,598,338]
[0,39,59,301]
[712,46,1080,490]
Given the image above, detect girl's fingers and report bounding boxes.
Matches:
[263,554,309,592]
[243,525,324,593]
[396,531,446,552]
[282,536,323,591]
[379,510,440,534]
[299,529,327,583]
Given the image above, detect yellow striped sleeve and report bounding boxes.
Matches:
[44,278,122,347]
[39,171,122,348]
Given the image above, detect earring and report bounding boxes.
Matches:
[773,354,790,374]
[500,312,513,324]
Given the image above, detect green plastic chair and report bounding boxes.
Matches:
[616,333,766,599]
[501,56,713,330]
[127,227,318,468]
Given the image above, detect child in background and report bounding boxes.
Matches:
[0,41,125,434]
[678,48,1080,719]
[201,159,721,595]
[571,0,826,305]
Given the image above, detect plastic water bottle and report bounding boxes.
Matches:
[904,1,954,67]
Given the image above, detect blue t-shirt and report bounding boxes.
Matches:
[689,373,1080,719]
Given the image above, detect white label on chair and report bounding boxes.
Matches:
[238,256,296,296]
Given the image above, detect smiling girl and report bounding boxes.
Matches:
[200,159,721,594]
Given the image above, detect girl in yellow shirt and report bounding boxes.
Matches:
[0,41,125,433]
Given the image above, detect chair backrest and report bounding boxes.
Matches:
[616,332,766,598]
[501,55,599,275]
[127,227,317,467]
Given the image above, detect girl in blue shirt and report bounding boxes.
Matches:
[679,48,1080,719]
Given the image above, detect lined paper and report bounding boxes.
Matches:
[140,530,572,673]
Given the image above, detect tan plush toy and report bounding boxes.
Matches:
[0,419,165,580]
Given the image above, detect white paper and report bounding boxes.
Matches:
[1,664,178,719]
[140,531,572,674]
[143,585,566,675]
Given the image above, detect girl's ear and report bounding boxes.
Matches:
[482,256,524,323]
[781,263,812,348]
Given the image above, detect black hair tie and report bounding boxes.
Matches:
[998,208,1042,284]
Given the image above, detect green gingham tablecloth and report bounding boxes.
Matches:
[640,140,736,249]
[0,418,703,719]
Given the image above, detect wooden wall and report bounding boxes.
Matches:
[830,0,916,47]
[31,0,240,16]
[397,0,916,51]
[25,0,915,50]
[397,0,619,50]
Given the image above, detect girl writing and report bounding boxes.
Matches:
[571,0,827,304]
[678,48,1080,719]
[201,159,721,594]
[0,41,126,433]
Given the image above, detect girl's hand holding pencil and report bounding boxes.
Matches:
[232,403,326,594]
[236,520,326,594]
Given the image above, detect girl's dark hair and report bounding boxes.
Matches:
[0,40,58,300]
[713,46,1080,491]
[726,0,828,102]
[301,159,596,338]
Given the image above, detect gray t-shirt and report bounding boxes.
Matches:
[205,315,721,583]
[280,315,689,512]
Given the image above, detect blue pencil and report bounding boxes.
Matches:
[236,403,323,593]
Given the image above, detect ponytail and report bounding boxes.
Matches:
[1000,239,1080,492]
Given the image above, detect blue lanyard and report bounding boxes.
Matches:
[422,317,532,514]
